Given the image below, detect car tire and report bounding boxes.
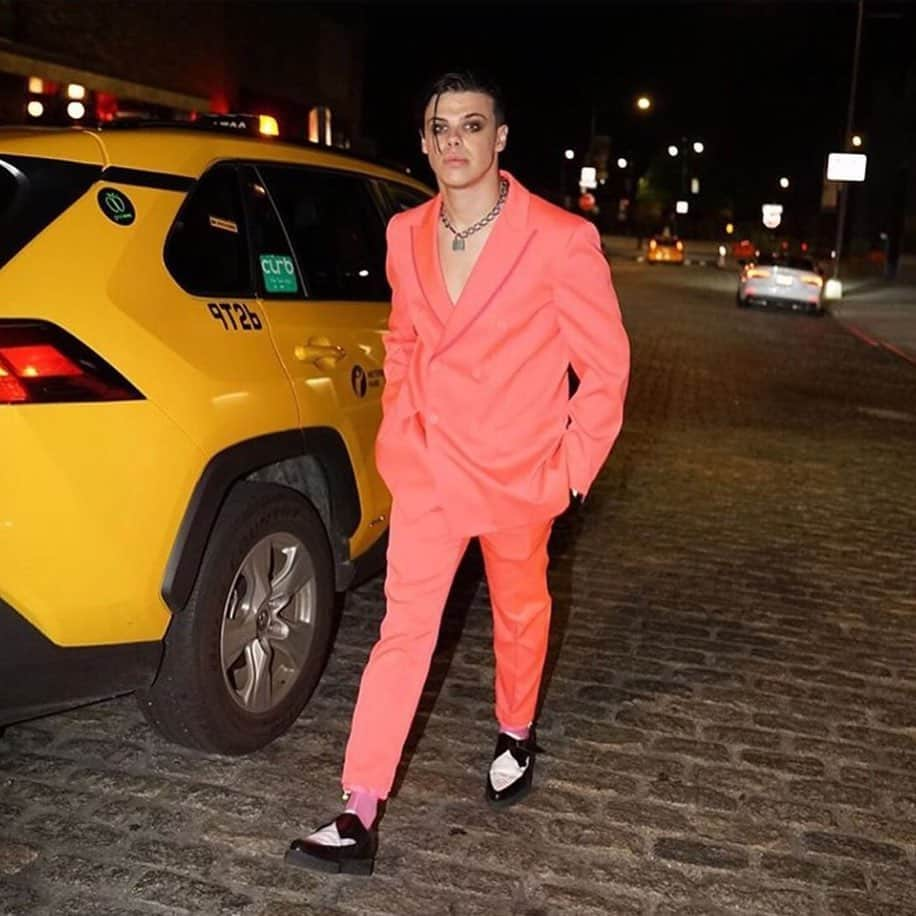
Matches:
[137,482,335,755]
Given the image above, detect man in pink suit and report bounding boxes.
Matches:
[287,71,630,875]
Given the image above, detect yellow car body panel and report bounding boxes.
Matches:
[0,403,201,646]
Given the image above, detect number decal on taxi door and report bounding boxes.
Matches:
[207,302,263,331]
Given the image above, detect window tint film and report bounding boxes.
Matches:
[165,164,253,297]
[259,166,388,301]
[384,181,432,216]
[241,165,302,299]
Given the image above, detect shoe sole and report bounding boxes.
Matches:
[485,778,533,810]
[284,847,375,876]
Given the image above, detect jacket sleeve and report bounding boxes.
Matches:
[381,216,417,416]
[554,220,630,497]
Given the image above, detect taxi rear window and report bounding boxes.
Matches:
[0,155,101,269]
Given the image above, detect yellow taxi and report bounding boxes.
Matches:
[646,234,685,265]
[0,116,430,753]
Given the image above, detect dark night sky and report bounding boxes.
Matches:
[328,0,914,232]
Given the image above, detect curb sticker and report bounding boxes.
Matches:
[351,365,367,398]
[259,253,299,294]
[98,188,135,226]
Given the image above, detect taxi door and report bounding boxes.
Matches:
[241,164,391,559]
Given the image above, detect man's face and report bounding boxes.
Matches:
[420,91,508,189]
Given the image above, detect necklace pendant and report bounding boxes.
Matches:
[452,236,465,252]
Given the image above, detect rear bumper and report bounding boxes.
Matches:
[647,251,684,263]
[0,595,162,727]
[743,293,822,312]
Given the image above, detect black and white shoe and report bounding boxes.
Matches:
[485,729,539,809]
[285,813,377,875]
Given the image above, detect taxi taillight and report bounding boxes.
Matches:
[0,321,143,405]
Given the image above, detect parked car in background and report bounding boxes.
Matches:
[646,235,685,265]
[732,238,757,262]
[737,252,825,315]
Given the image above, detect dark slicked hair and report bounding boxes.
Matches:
[419,70,507,129]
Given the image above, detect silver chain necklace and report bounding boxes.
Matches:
[440,179,509,252]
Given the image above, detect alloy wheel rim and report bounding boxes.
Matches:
[220,532,317,713]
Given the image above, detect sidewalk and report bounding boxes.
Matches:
[829,272,916,368]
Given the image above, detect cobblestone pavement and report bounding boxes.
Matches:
[3,259,916,916]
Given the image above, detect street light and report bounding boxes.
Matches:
[851,134,863,148]
[667,145,679,157]
[692,141,705,154]
[564,148,575,160]
[636,95,652,112]
[617,157,628,169]
[779,177,790,189]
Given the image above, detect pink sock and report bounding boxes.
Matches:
[499,723,530,741]
[344,789,378,830]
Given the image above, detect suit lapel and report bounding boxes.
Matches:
[436,171,535,356]
[410,198,451,332]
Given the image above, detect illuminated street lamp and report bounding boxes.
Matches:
[779,176,790,189]
[636,95,652,112]
[851,134,863,148]
[26,100,44,118]
[67,100,85,120]
[667,145,679,157]
[617,157,628,169]
[564,148,575,160]
[693,141,705,154]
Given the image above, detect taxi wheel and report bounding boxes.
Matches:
[137,482,335,755]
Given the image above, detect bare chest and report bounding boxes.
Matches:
[438,222,495,305]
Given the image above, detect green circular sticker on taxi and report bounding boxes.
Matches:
[98,188,136,226]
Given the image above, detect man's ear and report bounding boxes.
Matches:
[420,128,428,156]
[496,124,508,153]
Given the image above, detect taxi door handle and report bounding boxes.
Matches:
[294,339,346,366]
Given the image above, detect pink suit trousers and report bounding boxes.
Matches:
[342,502,553,798]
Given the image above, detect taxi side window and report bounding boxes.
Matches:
[165,164,254,297]
[241,165,303,300]
[259,166,388,302]
[383,181,431,217]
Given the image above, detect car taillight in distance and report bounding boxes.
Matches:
[746,267,771,279]
[0,320,143,404]
[802,275,824,288]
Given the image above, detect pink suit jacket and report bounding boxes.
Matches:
[375,171,630,536]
